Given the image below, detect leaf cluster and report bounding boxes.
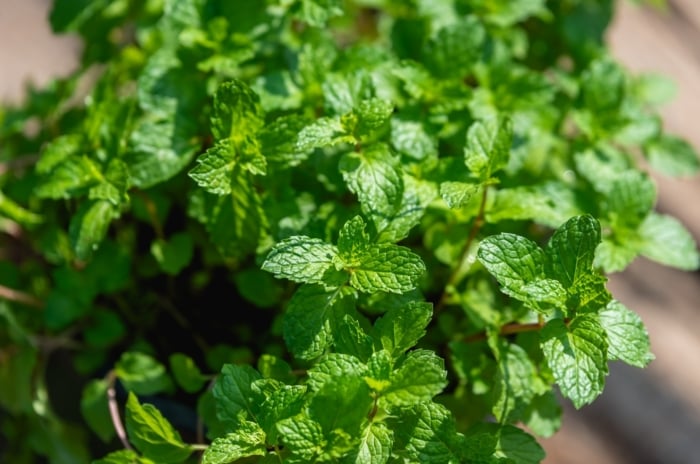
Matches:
[0,0,697,463]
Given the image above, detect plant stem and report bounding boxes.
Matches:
[106,370,133,451]
[0,284,44,309]
[435,186,489,313]
[461,318,560,343]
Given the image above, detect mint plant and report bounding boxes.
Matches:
[1,0,698,463]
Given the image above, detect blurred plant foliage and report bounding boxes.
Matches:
[0,0,697,462]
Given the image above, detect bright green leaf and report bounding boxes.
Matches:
[201,421,267,464]
[599,300,654,367]
[262,236,341,285]
[545,215,601,288]
[464,117,513,181]
[283,285,356,360]
[212,364,262,425]
[372,301,432,357]
[381,350,447,408]
[115,352,172,396]
[349,244,425,294]
[169,353,207,393]
[639,213,700,270]
[646,134,700,177]
[125,393,192,463]
[540,316,608,408]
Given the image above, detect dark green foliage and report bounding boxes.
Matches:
[0,0,697,462]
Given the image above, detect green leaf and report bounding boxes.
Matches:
[296,117,351,152]
[189,140,241,195]
[646,134,700,177]
[439,181,479,209]
[126,117,200,188]
[93,449,154,464]
[283,285,356,360]
[348,244,425,294]
[521,391,562,438]
[599,300,654,367]
[151,233,194,276]
[257,385,307,443]
[339,143,403,226]
[477,233,545,301]
[335,315,374,361]
[307,353,367,392]
[466,423,545,464]
[342,421,393,464]
[262,236,341,285]
[0,192,43,227]
[477,0,549,27]
[115,352,172,396]
[605,171,656,228]
[372,301,432,357]
[200,172,264,260]
[259,114,312,167]
[297,0,344,27]
[211,79,264,144]
[169,353,207,393]
[80,379,114,442]
[423,16,485,79]
[276,415,325,461]
[308,374,373,435]
[36,155,101,199]
[397,402,467,463]
[69,200,117,261]
[540,316,608,408]
[545,215,601,289]
[489,339,542,423]
[391,118,437,161]
[337,215,371,260]
[638,213,700,270]
[381,350,447,408]
[125,393,192,463]
[201,421,267,464]
[464,117,513,181]
[355,99,394,136]
[212,364,262,425]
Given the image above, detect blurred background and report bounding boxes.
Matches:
[1,1,699,462]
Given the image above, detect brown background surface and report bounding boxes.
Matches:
[1,1,699,462]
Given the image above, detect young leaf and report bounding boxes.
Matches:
[169,353,207,393]
[348,244,425,294]
[477,233,545,301]
[335,315,374,361]
[212,364,262,425]
[545,215,601,289]
[115,352,172,396]
[423,16,485,79]
[262,236,341,285]
[489,339,542,423]
[439,181,479,209]
[275,414,325,460]
[201,421,267,464]
[396,402,468,463]
[283,285,356,360]
[645,134,700,177]
[339,143,403,225]
[92,449,154,464]
[464,117,513,181]
[69,200,117,260]
[372,301,432,357]
[540,316,608,408]
[343,421,393,464]
[151,233,194,276]
[211,79,263,144]
[125,393,192,463]
[381,350,447,408]
[599,300,654,368]
[257,385,307,443]
[638,213,700,270]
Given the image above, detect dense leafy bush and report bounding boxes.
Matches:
[1,0,699,462]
